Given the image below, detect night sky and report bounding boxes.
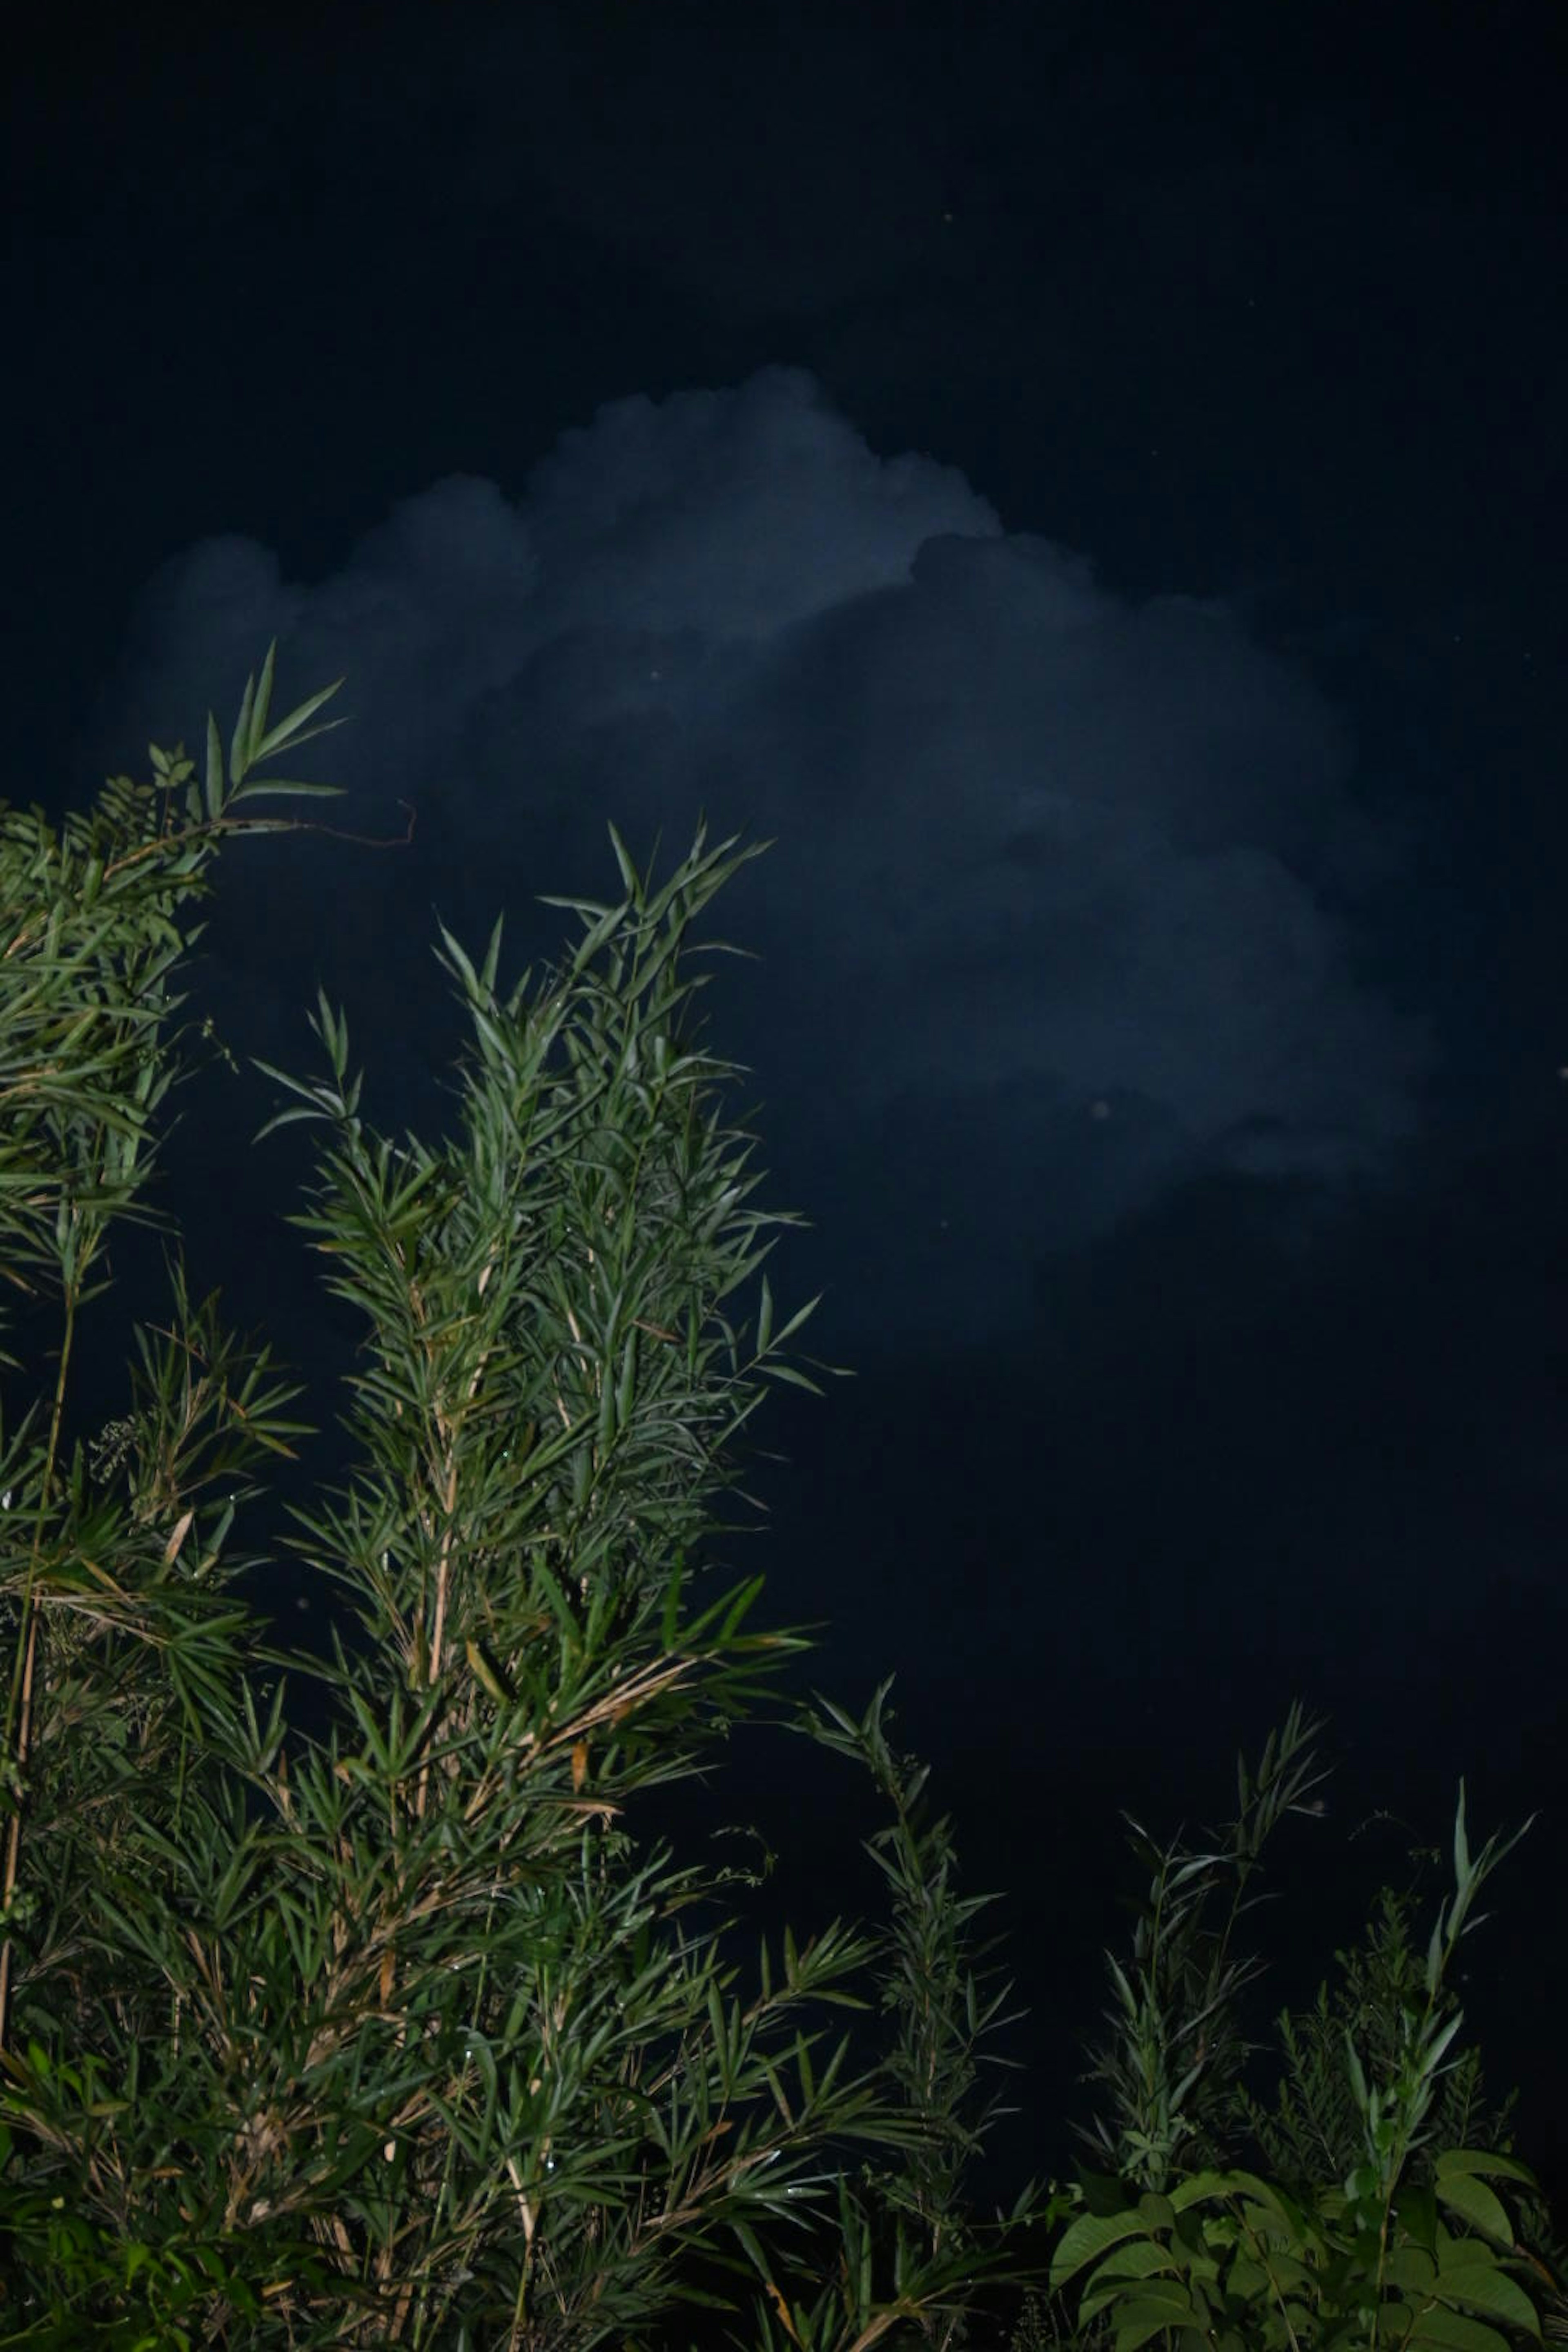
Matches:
[9,1,1568,2219]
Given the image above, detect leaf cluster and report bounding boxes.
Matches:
[1040,1724,1561,2352]
[2,642,1558,2352]
[0,649,1043,2349]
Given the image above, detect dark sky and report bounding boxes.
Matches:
[9,0,1568,2218]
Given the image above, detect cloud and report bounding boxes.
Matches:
[82,365,1431,1350]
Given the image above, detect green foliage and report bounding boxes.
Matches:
[1074,1702,1331,2196]
[1048,2145,1546,2352]
[766,1680,1047,2350]
[0,641,1559,2352]
[1044,1757,1561,2352]
[0,648,1042,2347]
[1232,1885,1516,2201]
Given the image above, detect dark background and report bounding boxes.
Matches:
[6,0,1567,2220]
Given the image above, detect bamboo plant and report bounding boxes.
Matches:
[0,647,1041,2347]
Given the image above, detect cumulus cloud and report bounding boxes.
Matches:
[82,365,1431,1350]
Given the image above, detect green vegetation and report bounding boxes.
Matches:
[0,648,1557,2348]
[1027,1735,1567,2352]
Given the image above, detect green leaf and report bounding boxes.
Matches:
[465,1637,514,1706]
[606,818,639,900]
[1452,1782,1473,1886]
[1435,2169,1513,2249]
[1428,1912,1446,1998]
[1437,2149,1541,2189]
[1399,2303,1514,2352]
[434,917,481,998]
[247,674,346,766]
[229,659,258,786]
[205,712,224,821]
[1106,2285,1199,2352]
[479,911,506,993]
[226,773,345,800]
[1169,2169,1261,2214]
[660,1557,686,1650]
[615,1326,637,1437]
[1085,2240,1180,2292]
[1051,2208,1154,2290]
[249,638,278,766]
[1434,2257,1541,2338]
[1387,2245,1440,2294]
